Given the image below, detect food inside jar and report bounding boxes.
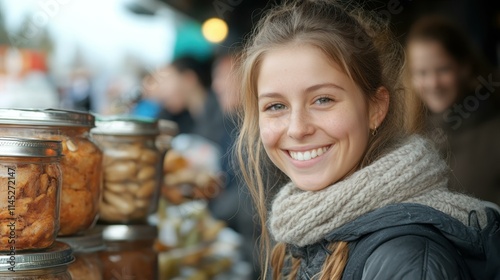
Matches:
[68,253,103,280]
[55,136,102,236]
[99,242,157,280]
[99,141,160,223]
[161,150,222,205]
[0,163,60,251]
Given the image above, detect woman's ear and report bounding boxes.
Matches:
[369,87,390,129]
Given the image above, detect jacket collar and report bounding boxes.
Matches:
[325,203,492,257]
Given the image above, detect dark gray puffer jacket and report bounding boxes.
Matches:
[285,203,500,280]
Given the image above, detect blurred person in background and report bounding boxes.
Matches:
[130,69,163,118]
[149,55,225,144]
[0,47,59,108]
[60,67,93,111]
[406,15,500,206]
[210,51,260,279]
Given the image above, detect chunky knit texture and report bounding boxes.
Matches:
[270,136,488,247]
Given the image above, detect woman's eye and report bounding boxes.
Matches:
[437,66,452,74]
[267,103,286,111]
[315,97,334,105]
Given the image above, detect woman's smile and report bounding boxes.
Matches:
[287,145,331,161]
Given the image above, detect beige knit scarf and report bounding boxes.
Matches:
[270,136,488,247]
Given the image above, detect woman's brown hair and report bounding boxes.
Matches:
[235,0,409,278]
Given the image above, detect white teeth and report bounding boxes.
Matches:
[297,153,304,160]
[304,151,311,160]
[290,146,329,161]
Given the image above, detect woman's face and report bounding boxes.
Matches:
[408,40,464,114]
[145,66,188,115]
[257,45,373,191]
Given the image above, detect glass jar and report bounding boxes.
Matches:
[0,241,74,279]
[156,119,178,153]
[91,117,163,224]
[57,228,105,280]
[0,109,103,236]
[0,137,62,251]
[99,225,158,280]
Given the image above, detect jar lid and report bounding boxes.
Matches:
[0,242,74,271]
[91,116,159,136]
[0,108,95,127]
[57,228,106,253]
[0,137,62,157]
[101,225,158,241]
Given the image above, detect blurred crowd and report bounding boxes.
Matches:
[1,8,500,280]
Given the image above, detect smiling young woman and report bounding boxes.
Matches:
[257,44,387,191]
[235,1,500,279]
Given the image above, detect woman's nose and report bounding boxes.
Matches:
[287,109,314,139]
[423,73,440,89]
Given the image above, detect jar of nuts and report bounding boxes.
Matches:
[99,225,158,280]
[91,116,163,224]
[0,241,74,279]
[57,228,105,280]
[0,137,62,252]
[0,109,103,236]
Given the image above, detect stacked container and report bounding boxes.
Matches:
[0,137,75,278]
[0,109,103,236]
[98,225,158,279]
[91,116,165,279]
[0,109,105,279]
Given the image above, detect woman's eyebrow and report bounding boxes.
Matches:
[305,83,345,93]
[258,92,283,99]
[258,83,345,100]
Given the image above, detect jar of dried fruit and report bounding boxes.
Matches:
[91,116,163,224]
[57,228,105,280]
[0,137,62,251]
[0,241,74,279]
[99,225,158,280]
[0,109,103,236]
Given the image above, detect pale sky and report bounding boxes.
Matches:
[0,0,176,73]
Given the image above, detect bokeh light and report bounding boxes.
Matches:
[201,17,228,43]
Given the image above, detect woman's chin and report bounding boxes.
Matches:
[293,180,333,192]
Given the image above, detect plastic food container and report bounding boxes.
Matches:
[57,228,105,280]
[0,241,74,279]
[0,137,62,251]
[99,225,158,280]
[91,117,163,224]
[0,109,103,236]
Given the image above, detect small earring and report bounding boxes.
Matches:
[371,126,378,136]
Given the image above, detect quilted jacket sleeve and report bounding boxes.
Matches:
[362,235,470,280]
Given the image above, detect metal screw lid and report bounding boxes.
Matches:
[57,228,106,254]
[91,115,159,136]
[0,137,62,158]
[0,242,74,271]
[101,225,158,241]
[0,108,95,127]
